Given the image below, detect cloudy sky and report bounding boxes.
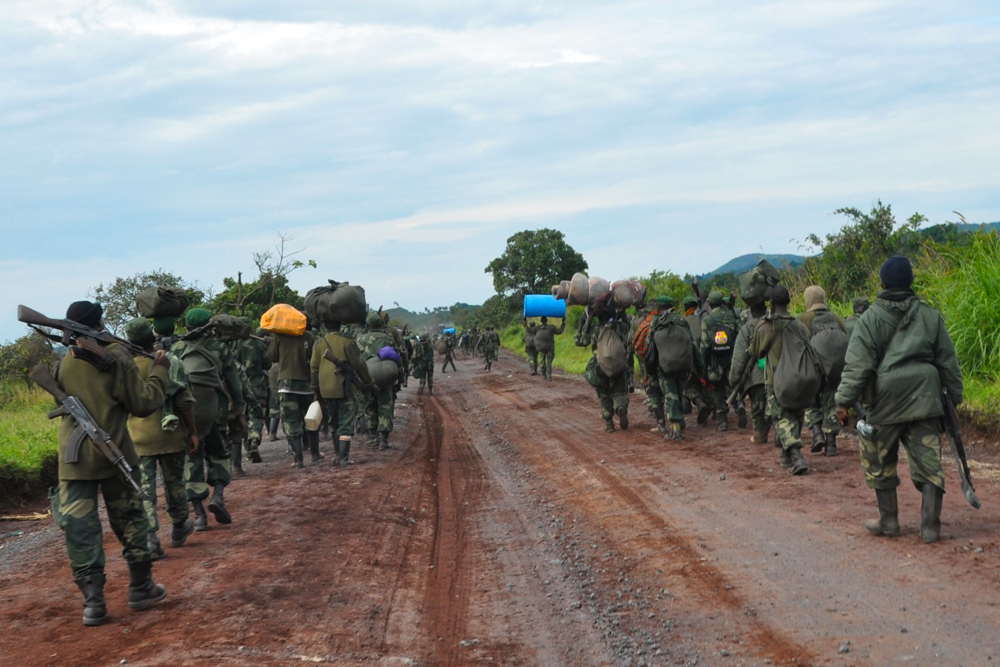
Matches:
[2,0,999,341]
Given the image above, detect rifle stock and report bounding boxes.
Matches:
[323,350,375,399]
[19,304,152,358]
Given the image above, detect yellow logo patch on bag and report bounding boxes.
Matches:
[714,330,729,346]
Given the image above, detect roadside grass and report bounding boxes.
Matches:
[0,382,59,506]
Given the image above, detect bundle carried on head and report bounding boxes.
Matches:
[304,280,367,325]
[738,259,782,306]
[135,286,189,318]
[552,272,644,312]
[260,304,307,336]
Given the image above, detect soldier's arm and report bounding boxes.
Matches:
[259,340,273,371]
[555,321,565,335]
[110,344,170,418]
[309,340,322,393]
[835,315,879,407]
[221,347,246,411]
[729,324,751,386]
[347,341,375,386]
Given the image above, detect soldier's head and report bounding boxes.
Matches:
[804,285,826,311]
[66,301,104,330]
[683,296,698,314]
[152,316,177,337]
[852,297,870,315]
[652,295,674,312]
[879,256,913,290]
[366,312,384,330]
[770,285,791,312]
[124,317,156,351]
[184,308,213,334]
[707,291,724,308]
[540,316,548,324]
[323,320,341,332]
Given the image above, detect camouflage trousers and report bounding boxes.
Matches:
[684,377,711,411]
[246,390,267,448]
[483,347,497,369]
[139,452,189,532]
[364,386,396,433]
[50,474,150,578]
[278,391,312,439]
[187,384,231,501]
[747,384,772,441]
[586,357,629,420]
[766,386,804,451]
[708,376,731,416]
[858,418,945,492]
[323,396,358,441]
[526,347,538,374]
[645,370,686,423]
[805,384,841,436]
[268,389,279,419]
[442,352,457,372]
[540,351,555,379]
[419,365,434,391]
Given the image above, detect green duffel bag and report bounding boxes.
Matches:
[135,286,189,318]
[304,280,367,325]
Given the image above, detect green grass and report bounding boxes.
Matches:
[501,306,594,375]
[0,382,59,486]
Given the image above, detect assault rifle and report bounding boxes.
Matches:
[29,364,144,494]
[18,305,152,359]
[726,355,757,410]
[323,350,376,399]
[942,388,981,510]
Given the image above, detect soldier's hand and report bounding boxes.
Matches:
[836,407,850,426]
[187,433,200,456]
[153,350,171,369]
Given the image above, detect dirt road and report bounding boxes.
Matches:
[2,352,999,666]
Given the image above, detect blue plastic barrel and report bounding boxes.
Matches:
[443,327,456,335]
[523,295,567,318]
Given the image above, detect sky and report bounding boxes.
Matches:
[2,0,999,342]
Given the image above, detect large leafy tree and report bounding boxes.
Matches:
[485,229,588,299]
[90,270,205,335]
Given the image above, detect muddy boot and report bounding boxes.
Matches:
[616,406,629,431]
[665,422,683,441]
[379,431,392,450]
[650,407,666,433]
[74,572,107,627]
[717,413,729,432]
[825,434,838,457]
[810,424,826,453]
[289,436,305,469]
[919,484,944,543]
[231,440,246,477]
[695,399,712,426]
[428,385,434,395]
[751,429,769,444]
[247,438,262,463]
[191,500,209,531]
[737,404,748,429]
[207,483,232,524]
[340,437,353,465]
[779,447,792,469]
[789,446,808,475]
[170,519,195,547]
[864,488,901,536]
[127,560,167,610]
[308,431,324,463]
[604,418,616,433]
[268,417,280,441]
[147,531,165,561]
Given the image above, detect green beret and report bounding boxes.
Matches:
[366,312,383,328]
[151,315,177,335]
[652,295,675,307]
[707,291,724,307]
[124,317,152,342]
[683,297,697,308]
[185,308,213,329]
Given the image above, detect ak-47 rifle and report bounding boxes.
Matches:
[942,388,981,509]
[691,276,706,315]
[323,350,376,400]
[29,364,144,494]
[18,305,152,359]
[726,355,757,410]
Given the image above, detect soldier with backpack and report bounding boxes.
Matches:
[797,286,848,457]
[700,291,739,431]
[835,256,963,544]
[579,307,631,432]
[748,286,819,475]
[844,296,870,339]
[636,296,698,441]
[729,300,771,443]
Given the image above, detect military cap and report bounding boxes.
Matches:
[124,317,152,342]
[185,308,213,329]
[152,315,177,335]
[683,296,698,308]
[366,312,383,328]
[707,291,724,307]
[852,297,871,313]
[652,295,675,308]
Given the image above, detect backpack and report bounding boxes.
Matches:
[738,260,782,307]
[595,325,628,377]
[708,316,736,355]
[810,311,849,386]
[135,286,189,318]
[534,327,555,352]
[208,314,250,341]
[652,317,694,374]
[772,320,824,410]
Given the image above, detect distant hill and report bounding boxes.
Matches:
[920,221,1000,243]
[700,253,806,279]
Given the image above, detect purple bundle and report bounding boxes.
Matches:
[378,346,401,363]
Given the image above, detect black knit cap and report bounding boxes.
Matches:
[66,301,103,328]
[879,255,914,289]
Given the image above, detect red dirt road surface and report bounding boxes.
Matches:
[2,352,1000,666]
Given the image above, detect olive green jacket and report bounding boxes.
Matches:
[310,332,374,399]
[701,306,739,381]
[835,290,963,425]
[797,305,847,337]
[56,344,168,480]
[729,313,766,389]
[747,314,810,386]
[129,356,195,457]
[268,331,315,383]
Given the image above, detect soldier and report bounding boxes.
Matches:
[835,256,963,544]
[700,291,739,431]
[267,319,316,468]
[171,308,243,529]
[412,334,435,395]
[441,331,458,373]
[844,296,870,338]
[310,320,375,466]
[533,316,565,381]
[523,319,539,375]
[266,361,280,441]
[358,312,401,449]
[729,300,771,443]
[382,312,411,385]
[636,296,697,441]
[236,319,271,465]
[682,296,713,424]
[797,286,848,457]
[50,302,170,626]
[578,307,631,432]
[124,318,196,561]
[480,326,500,371]
[748,286,810,475]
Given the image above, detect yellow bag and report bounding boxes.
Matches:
[260,304,307,336]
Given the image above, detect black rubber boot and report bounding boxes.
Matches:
[170,519,195,547]
[779,447,792,469]
[308,431,324,463]
[789,446,808,475]
[147,531,165,561]
[665,422,683,441]
[127,560,167,610]
[865,488,901,536]
[74,573,107,626]
[604,418,616,433]
[231,440,245,477]
[191,500,209,531]
[737,404,748,429]
[810,424,826,453]
[247,438,262,463]
[335,437,350,466]
[717,413,729,432]
[207,483,232,524]
[379,431,391,450]
[340,437,353,465]
[825,434,838,457]
[695,399,712,426]
[616,406,629,431]
[920,484,944,543]
[650,407,666,433]
[289,436,305,469]
[268,417,280,441]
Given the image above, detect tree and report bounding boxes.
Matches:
[0,332,59,386]
[90,270,205,335]
[485,229,588,299]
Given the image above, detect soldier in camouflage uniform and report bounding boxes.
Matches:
[49,302,170,626]
[844,296,870,339]
[533,316,565,381]
[441,331,458,372]
[125,319,196,561]
[411,334,435,395]
[635,296,698,440]
[729,301,771,443]
[578,308,631,432]
[480,326,500,370]
[682,296,713,424]
[797,286,848,457]
[748,287,809,475]
[234,319,271,466]
[523,320,539,375]
[358,312,400,449]
[171,308,243,529]
[700,291,739,431]
[836,256,963,544]
[267,320,316,468]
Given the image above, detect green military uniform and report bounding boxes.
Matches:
[441,333,458,372]
[700,292,739,429]
[357,314,399,446]
[267,329,316,467]
[480,328,500,370]
[311,327,374,462]
[523,322,539,374]
[236,329,271,461]
[579,313,630,431]
[797,287,848,454]
[844,296,870,339]
[411,336,436,394]
[729,308,770,443]
[533,319,565,381]
[645,303,697,440]
[682,297,711,420]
